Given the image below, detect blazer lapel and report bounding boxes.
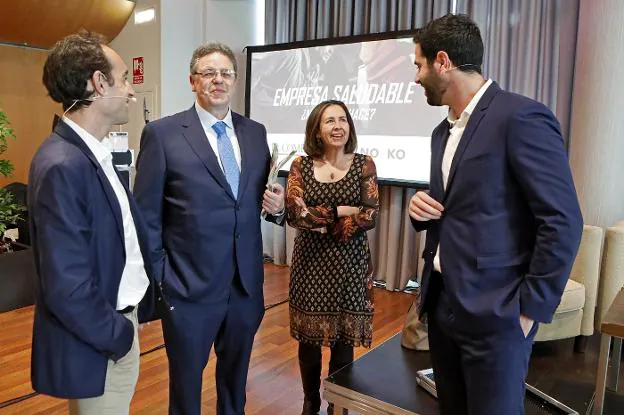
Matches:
[443,82,500,200]
[180,108,235,200]
[232,113,251,200]
[430,121,449,202]
[55,120,125,243]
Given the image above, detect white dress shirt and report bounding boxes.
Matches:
[433,79,493,273]
[195,102,242,171]
[63,117,150,310]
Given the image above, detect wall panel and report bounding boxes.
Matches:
[0,46,60,186]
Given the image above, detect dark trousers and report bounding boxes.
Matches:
[162,278,264,415]
[298,341,354,411]
[426,278,538,415]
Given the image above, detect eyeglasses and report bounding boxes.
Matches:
[193,68,236,81]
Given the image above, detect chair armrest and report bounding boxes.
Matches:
[569,225,603,335]
[596,224,624,328]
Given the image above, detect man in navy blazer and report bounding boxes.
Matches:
[28,33,157,414]
[408,15,583,414]
[133,42,285,415]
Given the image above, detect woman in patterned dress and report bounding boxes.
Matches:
[286,100,379,415]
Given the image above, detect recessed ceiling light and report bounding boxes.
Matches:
[134,8,155,25]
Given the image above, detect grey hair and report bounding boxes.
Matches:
[189,42,237,76]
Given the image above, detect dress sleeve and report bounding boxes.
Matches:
[331,155,379,242]
[286,156,336,230]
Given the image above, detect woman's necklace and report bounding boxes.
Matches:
[321,155,350,181]
[324,160,340,180]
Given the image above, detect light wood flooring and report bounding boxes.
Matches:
[0,264,414,414]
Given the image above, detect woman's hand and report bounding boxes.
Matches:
[337,206,360,217]
[294,197,307,210]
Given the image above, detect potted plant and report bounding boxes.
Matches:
[0,107,35,312]
[0,107,25,253]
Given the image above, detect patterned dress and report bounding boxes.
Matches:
[286,153,380,347]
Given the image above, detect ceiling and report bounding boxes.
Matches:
[0,0,136,49]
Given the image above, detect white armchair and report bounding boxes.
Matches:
[596,221,624,328]
[534,225,603,352]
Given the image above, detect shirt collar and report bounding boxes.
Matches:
[62,116,111,164]
[447,78,493,127]
[195,102,233,132]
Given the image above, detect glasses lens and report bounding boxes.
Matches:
[198,69,235,80]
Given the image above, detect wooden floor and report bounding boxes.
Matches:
[0,264,415,414]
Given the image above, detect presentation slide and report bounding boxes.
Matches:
[247,34,447,185]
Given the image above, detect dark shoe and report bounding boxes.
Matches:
[299,343,322,415]
[327,403,347,415]
[302,397,321,415]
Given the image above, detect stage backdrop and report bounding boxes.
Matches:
[247,33,447,186]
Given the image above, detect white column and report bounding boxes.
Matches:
[203,0,265,113]
[160,0,264,116]
[160,0,205,116]
[568,0,624,227]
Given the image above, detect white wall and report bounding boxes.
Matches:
[160,0,264,116]
[204,0,265,113]
[109,0,265,184]
[110,0,161,158]
[160,0,205,116]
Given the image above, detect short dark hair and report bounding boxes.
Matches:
[303,100,357,158]
[413,14,483,74]
[43,32,113,111]
[190,42,238,76]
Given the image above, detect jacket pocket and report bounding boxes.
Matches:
[476,250,530,269]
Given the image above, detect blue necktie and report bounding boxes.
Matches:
[212,121,240,198]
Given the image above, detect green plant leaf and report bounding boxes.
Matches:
[0,108,22,233]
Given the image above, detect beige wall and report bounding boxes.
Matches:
[0,45,60,186]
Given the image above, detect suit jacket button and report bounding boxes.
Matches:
[235,233,240,239]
